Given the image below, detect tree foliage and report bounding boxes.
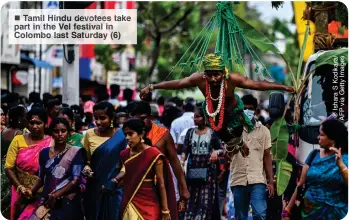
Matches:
[136,2,201,85]
[136,2,275,91]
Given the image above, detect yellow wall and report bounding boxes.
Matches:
[293,2,316,62]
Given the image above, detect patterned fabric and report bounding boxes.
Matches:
[183,128,221,219]
[68,133,83,148]
[302,150,348,219]
[26,146,84,220]
[6,136,52,220]
[1,157,11,218]
[202,53,225,71]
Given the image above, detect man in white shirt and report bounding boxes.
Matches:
[170,97,196,146]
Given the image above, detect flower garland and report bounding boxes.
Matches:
[205,79,225,131]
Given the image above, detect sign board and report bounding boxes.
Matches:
[1,2,20,64]
[107,71,137,90]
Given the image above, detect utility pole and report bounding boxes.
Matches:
[60,2,80,106]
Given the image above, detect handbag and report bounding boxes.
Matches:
[184,128,209,182]
[186,168,209,182]
[32,205,50,220]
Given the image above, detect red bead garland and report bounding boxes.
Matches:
[205,80,225,131]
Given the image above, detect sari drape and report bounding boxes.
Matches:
[119,147,178,220]
[10,136,52,220]
[27,146,84,220]
[83,129,127,220]
[302,151,348,219]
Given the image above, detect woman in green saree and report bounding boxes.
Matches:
[58,107,83,148]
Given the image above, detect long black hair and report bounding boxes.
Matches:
[8,106,27,128]
[93,101,117,127]
[49,117,72,135]
[321,119,348,154]
[57,107,75,121]
[27,107,48,124]
[123,118,152,146]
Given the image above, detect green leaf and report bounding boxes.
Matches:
[234,15,290,63]
[315,48,348,69]
[270,117,289,160]
[276,159,293,196]
[270,118,283,141]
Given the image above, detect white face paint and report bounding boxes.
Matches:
[244,109,255,121]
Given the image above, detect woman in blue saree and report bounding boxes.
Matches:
[24,117,85,219]
[283,119,348,220]
[82,101,127,220]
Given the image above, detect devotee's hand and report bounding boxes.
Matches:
[45,193,57,209]
[140,86,151,101]
[285,86,296,93]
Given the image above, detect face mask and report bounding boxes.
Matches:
[244,109,255,121]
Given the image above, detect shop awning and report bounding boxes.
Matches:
[20,54,54,70]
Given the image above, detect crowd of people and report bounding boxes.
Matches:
[0,54,347,220]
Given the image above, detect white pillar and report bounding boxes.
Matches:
[62,45,79,106]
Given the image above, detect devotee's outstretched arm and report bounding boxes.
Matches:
[140,73,200,100]
[229,73,295,92]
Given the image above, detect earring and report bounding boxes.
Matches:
[141,138,144,143]
[110,123,114,128]
[72,123,75,130]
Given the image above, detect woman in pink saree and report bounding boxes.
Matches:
[5,108,52,220]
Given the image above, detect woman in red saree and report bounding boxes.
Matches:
[5,108,52,220]
[105,118,178,220]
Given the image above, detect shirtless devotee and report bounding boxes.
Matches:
[140,53,295,157]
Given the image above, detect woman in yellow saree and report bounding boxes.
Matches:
[5,108,52,220]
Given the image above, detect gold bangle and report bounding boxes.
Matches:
[16,185,25,193]
[340,167,348,173]
[162,209,170,214]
